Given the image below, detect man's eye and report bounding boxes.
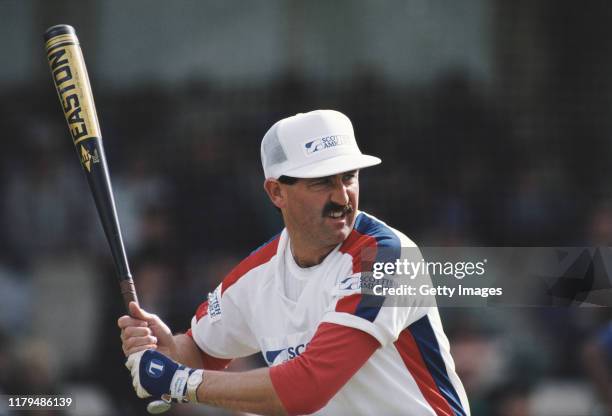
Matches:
[343,174,356,181]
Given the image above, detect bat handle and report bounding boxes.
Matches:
[120,279,139,312]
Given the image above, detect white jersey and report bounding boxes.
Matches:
[190,211,470,415]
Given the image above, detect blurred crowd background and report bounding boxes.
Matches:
[1,1,611,415]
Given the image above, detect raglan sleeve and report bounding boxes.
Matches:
[320,233,434,347]
[188,236,281,363]
[187,280,260,361]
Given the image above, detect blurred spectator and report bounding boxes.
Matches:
[582,322,612,416]
[0,262,31,337]
[587,203,612,245]
[113,157,170,254]
[487,383,531,416]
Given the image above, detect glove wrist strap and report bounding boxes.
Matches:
[169,367,191,401]
[187,369,204,403]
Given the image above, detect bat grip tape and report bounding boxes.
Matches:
[120,279,139,312]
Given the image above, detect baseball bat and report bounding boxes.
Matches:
[44,24,139,312]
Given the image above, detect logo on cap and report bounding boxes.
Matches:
[303,135,347,156]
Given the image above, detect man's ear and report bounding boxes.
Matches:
[263,179,285,209]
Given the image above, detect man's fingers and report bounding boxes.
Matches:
[123,337,158,356]
[122,336,158,356]
[124,343,158,356]
[117,302,159,330]
[129,301,157,322]
[118,303,172,357]
[121,326,152,342]
[124,335,158,351]
[118,315,149,329]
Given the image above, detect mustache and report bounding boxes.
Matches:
[322,202,354,217]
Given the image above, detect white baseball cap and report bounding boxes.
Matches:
[261,110,381,179]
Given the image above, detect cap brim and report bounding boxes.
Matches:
[280,154,382,179]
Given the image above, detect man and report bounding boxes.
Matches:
[119,110,470,415]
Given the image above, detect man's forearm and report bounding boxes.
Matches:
[196,367,287,416]
[168,333,204,368]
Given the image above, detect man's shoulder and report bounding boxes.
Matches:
[343,211,417,251]
[220,232,282,295]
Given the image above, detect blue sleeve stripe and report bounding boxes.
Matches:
[352,213,402,322]
[353,213,402,264]
[409,316,467,416]
[353,294,386,322]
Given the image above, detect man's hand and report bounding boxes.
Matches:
[126,349,203,403]
[118,302,177,358]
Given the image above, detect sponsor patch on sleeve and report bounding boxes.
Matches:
[207,285,222,322]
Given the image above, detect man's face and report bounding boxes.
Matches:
[280,170,359,249]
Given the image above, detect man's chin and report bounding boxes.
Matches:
[322,213,355,243]
[329,223,353,244]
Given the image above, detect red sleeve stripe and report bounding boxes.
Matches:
[336,230,381,322]
[221,235,281,295]
[394,328,455,416]
[194,300,209,322]
[269,323,380,415]
[336,213,405,323]
[339,228,377,273]
[336,228,380,321]
[335,293,362,314]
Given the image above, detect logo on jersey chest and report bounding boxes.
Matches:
[264,343,309,366]
[338,274,361,291]
[261,330,313,366]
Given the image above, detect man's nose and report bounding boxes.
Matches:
[330,181,350,206]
